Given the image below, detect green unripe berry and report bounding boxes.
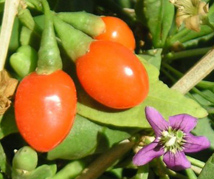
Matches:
[56,11,105,37]
[12,146,38,171]
[10,45,38,78]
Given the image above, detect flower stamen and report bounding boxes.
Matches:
[159,127,186,154]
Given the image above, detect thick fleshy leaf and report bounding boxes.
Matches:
[28,164,57,179]
[48,114,131,160]
[138,49,162,70]
[133,142,164,166]
[51,160,85,179]
[0,106,18,139]
[0,143,7,174]
[184,133,210,153]
[169,114,197,133]
[134,165,149,179]
[163,151,191,171]
[198,153,214,179]
[145,107,168,136]
[135,0,174,47]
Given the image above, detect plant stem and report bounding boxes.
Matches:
[164,47,211,61]
[161,68,177,83]
[191,165,202,175]
[185,168,197,179]
[166,28,190,47]
[156,157,188,179]
[171,48,214,94]
[186,156,205,168]
[0,0,20,71]
[76,139,135,179]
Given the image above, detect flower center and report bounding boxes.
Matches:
[159,127,186,154]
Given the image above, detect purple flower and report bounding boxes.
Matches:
[133,106,210,171]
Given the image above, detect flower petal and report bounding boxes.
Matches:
[169,114,197,133]
[163,151,191,171]
[184,133,210,153]
[133,142,164,166]
[145,107,169,137]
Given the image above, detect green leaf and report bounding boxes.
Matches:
[207,2,214,27]
[0,173,4,179]
[144,80,207,121]
[28,164,56,179]
[9,18,20,52]
[77,56,207,128]
[52,160,85,179]
[47,114,102,160]
[47,114,131,160]
[77,93,150,128]
[135,0,174,47]
[0,106,18,140]
[0,0,4,14]
[0,143,7,173]
[132,165,149,179]
[198,153,214,179]
[166,25,213,49]
[138,49,162,70]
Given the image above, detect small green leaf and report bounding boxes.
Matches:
[47,114,131,160]
[9,18,20,52]
[20,26,40,49]
[0,0,4,14]
[191,90,214,107]
[138,49,162,70]
[77,93,150,128]
[198,153,214,179]
[135,0,174,47]
[28,164,56,179]
[47,114,102,160]
[0,173,4,179]
[207,2,214,27]
[132,165,149,179]
[145,80,207,120]
[52,160,85,179]
[166,25,213,49]
[0,106,18,140]
[0,143,7,173]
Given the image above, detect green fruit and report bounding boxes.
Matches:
[10,45,37,78]
[12,146,38,171]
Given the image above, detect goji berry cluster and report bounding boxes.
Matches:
[13,0,149,152]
